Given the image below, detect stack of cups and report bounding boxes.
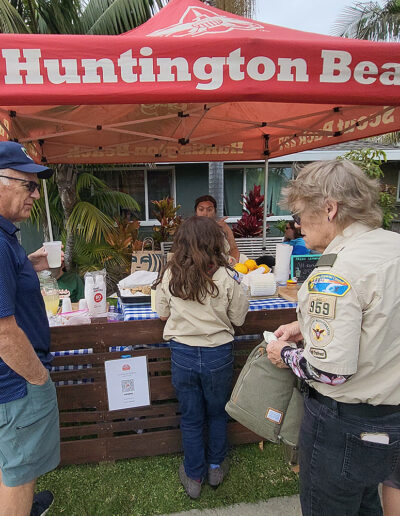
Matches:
[274,243,293,286]
[61,297,72,313]
[78,299,88,311]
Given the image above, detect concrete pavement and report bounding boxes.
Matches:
[163,495,302,516]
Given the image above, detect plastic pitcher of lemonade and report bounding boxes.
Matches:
[39,270,60,315]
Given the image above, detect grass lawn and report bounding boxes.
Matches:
[36,443,299,516]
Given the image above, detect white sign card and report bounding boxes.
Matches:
[105,356,150,411]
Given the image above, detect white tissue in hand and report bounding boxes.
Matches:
[263,330,296,348]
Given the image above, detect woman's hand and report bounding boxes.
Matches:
[274,320,303,342]
[266,339,289,368]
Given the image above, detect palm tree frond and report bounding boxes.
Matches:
[0,0,31,33]
[333,0,400,41]
[36,0,83,33]
[76,171,112,194]
[67,201,115,242]
[82,0,167,35]
[90,191,140,214]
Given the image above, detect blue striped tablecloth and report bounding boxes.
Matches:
[120,297,296,321]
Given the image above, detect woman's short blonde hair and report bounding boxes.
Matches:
[281,160,382,229]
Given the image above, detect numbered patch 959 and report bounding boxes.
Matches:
[307,294,336,319]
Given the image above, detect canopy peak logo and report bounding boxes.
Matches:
[147,6,266,37]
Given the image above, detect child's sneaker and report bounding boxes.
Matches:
[208,458,230,488]
[30,490,54,516]
[179,463,202,499]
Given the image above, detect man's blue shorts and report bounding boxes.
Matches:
[0,374,60,487]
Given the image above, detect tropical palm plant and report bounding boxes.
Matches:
[30,169,139,272]
[333,1,400,144]
[333,0,400,41]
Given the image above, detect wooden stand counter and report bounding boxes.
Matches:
[50,307,296,466]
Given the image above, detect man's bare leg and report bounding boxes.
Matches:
[0,470,36,516]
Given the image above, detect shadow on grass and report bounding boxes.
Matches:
[37,443,299,516]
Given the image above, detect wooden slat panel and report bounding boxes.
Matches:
[59,402,180,424]
[56,383,107,410]
[52,309,295,465]
[59,422,265,465]
[60,438,108,464]
[60,415,181,439]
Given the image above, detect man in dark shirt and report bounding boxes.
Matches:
[0,142,60,516]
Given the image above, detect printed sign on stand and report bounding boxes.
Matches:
[105,356,150,411]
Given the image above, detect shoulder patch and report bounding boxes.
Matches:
[308,273,350,297]
[316,254,337,268]
[309,318,334,347]
[307,294,336,319]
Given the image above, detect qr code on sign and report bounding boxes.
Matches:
[121,379,134,394]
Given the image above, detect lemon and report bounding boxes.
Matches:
[234,263,249,274]
[244,259,258,271]
[258,264,271,273]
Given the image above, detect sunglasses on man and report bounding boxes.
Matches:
[0,175,40,193]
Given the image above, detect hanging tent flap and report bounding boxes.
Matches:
[1,0,400,163]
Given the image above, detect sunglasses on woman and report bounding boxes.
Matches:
[0,174,40,193]
[291,213,301,225]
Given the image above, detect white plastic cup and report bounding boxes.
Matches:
[61,297,72,313]
[43,241,62,268]
[78,298,88,311]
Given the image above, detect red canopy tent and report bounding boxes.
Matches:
[0,0,400,165]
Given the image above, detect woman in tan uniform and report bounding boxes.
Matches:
[266,160,400,516]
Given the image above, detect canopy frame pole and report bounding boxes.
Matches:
[42,179,53,242]
[262,135,269,249]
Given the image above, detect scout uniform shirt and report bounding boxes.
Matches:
[297,222,400,405]
[155,266,249,347]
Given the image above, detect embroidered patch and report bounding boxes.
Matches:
[308,273,351,297]
[309,318,334,347]
[265,408,284,424]
[307,294,336,319]
[309,347,327,359]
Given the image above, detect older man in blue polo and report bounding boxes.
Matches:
[0,142,59,516]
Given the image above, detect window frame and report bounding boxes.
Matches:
[223,163,294,222]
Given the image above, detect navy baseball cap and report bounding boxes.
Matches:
[0,141,53,179]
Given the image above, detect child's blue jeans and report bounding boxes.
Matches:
[170,340,234,480]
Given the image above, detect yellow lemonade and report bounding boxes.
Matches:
[43,293,60,315]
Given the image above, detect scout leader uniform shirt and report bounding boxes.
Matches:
[297,222,400,405]
[0,216,52,403]
[155,266,249,347]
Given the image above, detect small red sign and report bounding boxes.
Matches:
[122,364,131,371]
[94,293,103,302]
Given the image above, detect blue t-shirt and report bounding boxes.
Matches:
[284,237,311,256]
[0,216,52,403]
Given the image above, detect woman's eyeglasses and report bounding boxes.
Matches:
[0,175,40,193]
[291,213,301,225]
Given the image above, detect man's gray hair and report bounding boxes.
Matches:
[281,160,382,229]
[0,169,11,187]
